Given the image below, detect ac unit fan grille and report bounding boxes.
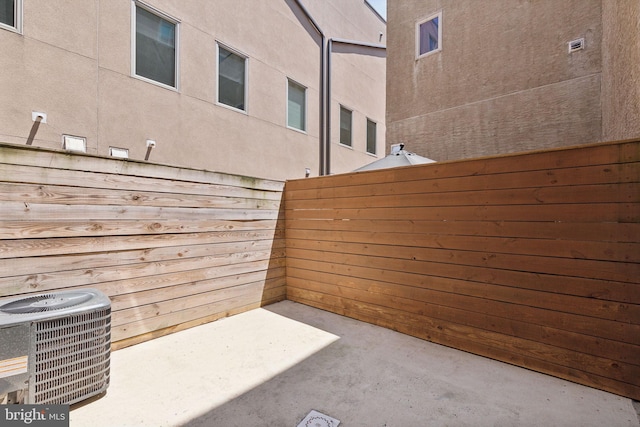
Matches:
[33,308,111,405]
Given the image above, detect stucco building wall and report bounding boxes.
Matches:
[386,0,639,161]
[601,0,640,141]
[0,0,386,180]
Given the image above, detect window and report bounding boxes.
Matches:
[417,12,442,58]
[0,0,20,32]
[133,2,178,88]
[366,119,377,155]
[339,106,352,147]
[287,79,306,132]
[218,45,247,111]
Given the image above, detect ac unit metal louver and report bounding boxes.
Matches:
[0,289,111,405]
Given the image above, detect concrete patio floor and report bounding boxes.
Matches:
[70,300,639,427]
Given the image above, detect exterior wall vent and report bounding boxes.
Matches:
[568,38,585,53]
[109,147,129,159]
[62,135,87,153]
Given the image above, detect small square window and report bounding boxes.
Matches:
[133,2,178,88]
[417,12,442,58]
[0,0,21,33]
[339,106,352,147]
[366,119,377,155]
[287,79,306,132]
[218,45,247,111]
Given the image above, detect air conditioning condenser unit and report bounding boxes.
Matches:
[0,289,111,405]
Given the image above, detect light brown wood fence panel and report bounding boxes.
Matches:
[0,144,285,349]
[285,140,640,400]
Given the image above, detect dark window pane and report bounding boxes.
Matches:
[136,6,176,87]
[0,0,15,27]
[367,119,376,154]
[218,47,246,110]
[288,80,306,131]
[419,16,439,55]
[340,107,352,146]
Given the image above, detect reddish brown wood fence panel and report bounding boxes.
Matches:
[285,140,640,400]
[0,144,285,349]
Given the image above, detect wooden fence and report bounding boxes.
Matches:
[285,139,640,400]
[0,144,285,349]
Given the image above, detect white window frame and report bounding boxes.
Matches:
[339,105,353,148]
[216,42,249,113]
[416,11,442,59]
[0,0,22,33]
[131,1,180,90]
[366,118,377,155]
[287,78,307,133]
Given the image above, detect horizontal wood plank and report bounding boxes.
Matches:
[0,143,285,349]
[285,140,640,400]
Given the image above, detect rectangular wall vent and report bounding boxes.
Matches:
[568,38,585,53]
[63,135,87,153]
[109,147,129,159]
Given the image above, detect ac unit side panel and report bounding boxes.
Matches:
[30,307,111,405]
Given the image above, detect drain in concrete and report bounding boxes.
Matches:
[297,410,340,427]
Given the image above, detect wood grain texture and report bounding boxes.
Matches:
[285,139,640,400]
[0,144,285,346]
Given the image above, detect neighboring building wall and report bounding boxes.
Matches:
[0,0,385,180]
[601,1,640,141]
[386,0,639,161]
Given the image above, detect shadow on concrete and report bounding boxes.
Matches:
[180,301,638,427]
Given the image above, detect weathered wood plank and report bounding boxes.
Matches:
[0,163,283,201]
[98,266,285,301]
[0,219,281,240]
[0,144,284,192]
[0,143,285,351]
[0,239,282,277]
[1,201,280,221]
[111,291,265,341]
[0,254,285,297]
[0,182,282,208]
[0,229,284,259]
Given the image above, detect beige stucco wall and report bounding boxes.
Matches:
[330,43,386,171]
[0,0,385,180]
[601,0,640,141]
[302,0,386,45]
[386,0,618,161]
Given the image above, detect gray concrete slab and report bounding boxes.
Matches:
[70,301,639,427]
